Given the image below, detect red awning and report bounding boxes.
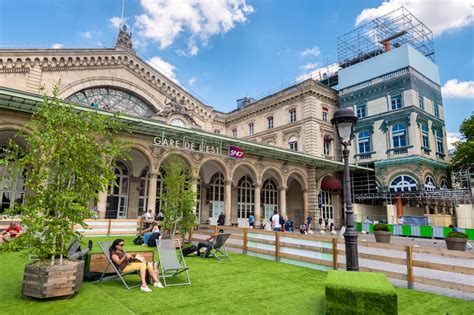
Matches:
[321,175,342,190]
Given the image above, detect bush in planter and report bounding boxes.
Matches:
[374,223,390,232]
[447,231,468,238]
[374,223,391,243]
[1,84,129,298]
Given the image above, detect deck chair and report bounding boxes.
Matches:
[95,241,141,290]
[207,233,231,260]
[156,238,191,287]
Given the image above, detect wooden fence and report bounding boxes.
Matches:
[74,219,141,236]
[192,225,474,294]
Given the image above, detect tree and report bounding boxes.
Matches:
[160,153,196,236]
[450,113,474,172]
[1,84,129,264]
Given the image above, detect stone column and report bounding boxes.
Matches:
[279,186,287,217]
[303,189,309,223]
[147,172,158,214]
[254,182,262,226]
[307,167,318,219]
[97,190,108,219]
[224,179,232,226]
[191,176,199,214]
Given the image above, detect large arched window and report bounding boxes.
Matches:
[67,87,155,118]
[440,179,449,190]
[262,179,278,220]
[424,176,436,192]
[209,172,224,219]
[106,161,130,218]
[392,124,407,148]
[358,130,371,154]
[389,175,417,192]
[0,149,25,213]
[237,175,254,219]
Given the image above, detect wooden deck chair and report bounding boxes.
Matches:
[208,233,231,260]
[95,241,141,290]
[156,238,191,287]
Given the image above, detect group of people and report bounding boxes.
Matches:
[261,209,294,232]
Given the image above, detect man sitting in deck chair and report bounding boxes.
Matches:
[198,230,231,260]
[155,238,191,287]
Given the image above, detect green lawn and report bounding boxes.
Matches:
[0,236,473,315]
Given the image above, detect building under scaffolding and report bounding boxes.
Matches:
[337,6,435,69]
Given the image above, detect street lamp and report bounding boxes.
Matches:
[331,108,359,271]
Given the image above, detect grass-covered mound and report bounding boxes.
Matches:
[325,270,398,315]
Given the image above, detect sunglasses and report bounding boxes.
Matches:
[118,243,125,246]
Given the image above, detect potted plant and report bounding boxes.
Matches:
[1,85,128,299]
[445,231,468,251]
[374,223,391,243]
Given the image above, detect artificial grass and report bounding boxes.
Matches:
[325,271,397,315]
[0,236,472,315]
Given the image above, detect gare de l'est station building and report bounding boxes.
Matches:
[1,10,462,228]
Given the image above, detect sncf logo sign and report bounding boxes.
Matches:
[228,146,245,159]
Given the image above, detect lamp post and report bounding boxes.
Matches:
[331,108,359,271]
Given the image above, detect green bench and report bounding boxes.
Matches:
[325,270,398,315]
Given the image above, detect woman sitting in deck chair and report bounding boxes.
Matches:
[109,239,164,292]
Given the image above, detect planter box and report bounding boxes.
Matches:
[445,237,467,251]
[374,231,391,243]
[22,260,85,299]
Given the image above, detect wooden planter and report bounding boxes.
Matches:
[374,231,391,243]
[22,260,84,299]
[445,237,467,251]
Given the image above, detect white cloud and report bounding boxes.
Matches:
[188,76,197,86]
[447,132,462,150]
[79,31,92,39]
[301,46,321,57]
[110,16,127,28]
[442,79,474,99]
[300,62,321,71]
[355,0,473,37]
[51,43,63,49]
[297,63,340,82]
[134,0,254,55]
[147,56,179,85]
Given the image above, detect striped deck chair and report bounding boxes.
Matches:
[156,238,191,287]
[96,241,141,290]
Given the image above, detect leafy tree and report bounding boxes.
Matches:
[0,84,129,264]
[160,153,196,236]
[450,113,474,172]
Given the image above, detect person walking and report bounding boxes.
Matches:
[271,209,282,232]
[248,212,255,229]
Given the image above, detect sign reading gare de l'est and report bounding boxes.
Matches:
[153,136,245,159]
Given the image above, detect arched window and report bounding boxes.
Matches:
[0,149,25,213]
[67,87,155,118]
[288,136,298,151]
[209,172,224,219]
[424,176,436,192]
[237,175,254,219]
[358,130,371,154]
[392,124,407,148]
[106,161,130,218]
[440,179,449,190]
[262,179,278,220]
[389,175,417,192]
[138,167,150,216]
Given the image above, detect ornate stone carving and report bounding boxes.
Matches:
[192,152,203,162]
[225,157,237,168]
[115,25,134,51]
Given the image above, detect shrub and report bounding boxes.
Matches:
[325,271,398,315]
[447,231,468,239]
[374,223,390,232]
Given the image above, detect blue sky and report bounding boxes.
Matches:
[0,0,472,146]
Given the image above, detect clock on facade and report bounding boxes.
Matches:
[171,119,186,128]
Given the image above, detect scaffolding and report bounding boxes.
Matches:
[337,6,435,68]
